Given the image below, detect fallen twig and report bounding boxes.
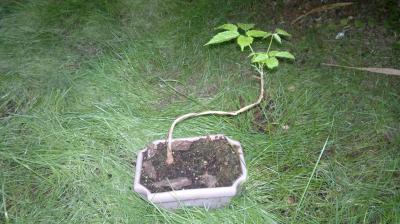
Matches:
[322,63,400,77]
[291,2,354,25]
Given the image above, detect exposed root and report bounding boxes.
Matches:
[165,67,265,164]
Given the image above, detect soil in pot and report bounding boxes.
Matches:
[140,136,242,193]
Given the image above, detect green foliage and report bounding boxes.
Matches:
[275,28,291,37]
[205,30,239,45]
[251,53,269,63]
[205,23,294,70]
[272,33,282,44]
[246,30,271,38]
[237,35,253,51]
[269,51,295,60]
[215,23,238,32]
[237,23,254,31]
[264,57,279,69]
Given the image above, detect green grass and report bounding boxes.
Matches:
[1,0,399,223]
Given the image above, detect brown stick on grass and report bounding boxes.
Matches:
[322,63,400,76]
[165,67,265,164]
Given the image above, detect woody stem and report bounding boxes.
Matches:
[165,67,265,164]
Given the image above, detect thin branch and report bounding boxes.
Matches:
[322,63,400,76]
[165,67,265,164]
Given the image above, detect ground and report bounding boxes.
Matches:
[0,0,399,223]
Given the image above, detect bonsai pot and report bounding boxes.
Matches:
[133,135,247,209]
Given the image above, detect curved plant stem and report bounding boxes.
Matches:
[165,67,265,164]
[266,35,273,53]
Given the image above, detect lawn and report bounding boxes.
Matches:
[0,0,399,223]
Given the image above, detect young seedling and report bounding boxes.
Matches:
[165,23,294,164]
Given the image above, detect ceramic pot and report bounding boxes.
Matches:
[133,135,247,209]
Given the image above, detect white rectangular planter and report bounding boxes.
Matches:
[133,135,247,209]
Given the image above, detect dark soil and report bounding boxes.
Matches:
[139,136,242,193]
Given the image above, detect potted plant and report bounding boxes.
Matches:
[134,23,294,209]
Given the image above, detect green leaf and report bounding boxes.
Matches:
[268,51,279,57]
[269,51,295,60]
[204,31,240,45]
[215,23,238,32]
[237,23,255,31]
[237,35,253,51]
[263,57,279,69]
[251,53,269,63]
[275,28,291,37]
[273,33,282,44]
[246,30,271,38]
